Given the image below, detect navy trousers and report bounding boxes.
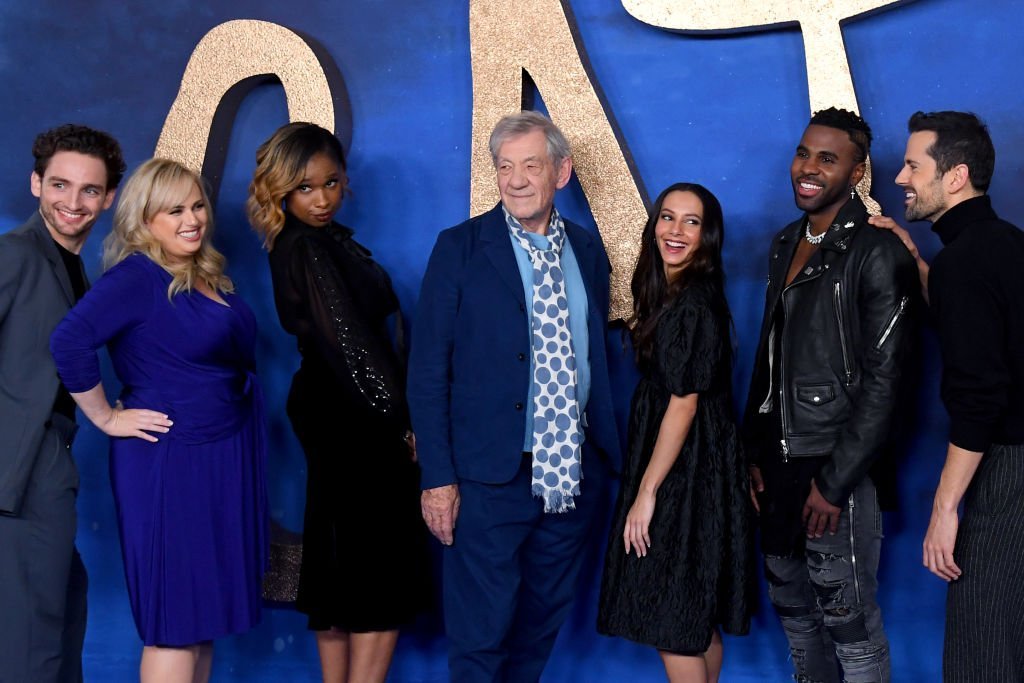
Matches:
[443,444,609,683]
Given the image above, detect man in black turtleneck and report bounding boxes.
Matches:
[0,125,124,683]
[877,110,1024,682]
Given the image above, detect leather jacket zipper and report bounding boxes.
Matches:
[875,296,909,350]
[833,281,853,386]
[779,289,791,461]
[848,494,862,604]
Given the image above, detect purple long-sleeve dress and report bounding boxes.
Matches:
[51,253,268,646]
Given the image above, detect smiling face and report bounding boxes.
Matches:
[285,151,345,228]
[145,181,207,264]
[896,131,949,223]
[790,124,865,226]
[495,128,572,233]
[655,190,704,281]
[31,150,115,253]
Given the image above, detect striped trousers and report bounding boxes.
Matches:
[945,443,1024,682]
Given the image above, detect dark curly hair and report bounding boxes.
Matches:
[809,107,872,163]
[908,110,995,192]
[629,182,729,366]
[32,124,125,190]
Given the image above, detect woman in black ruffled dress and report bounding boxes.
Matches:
[248,123,430,683]
[598,183,753,682]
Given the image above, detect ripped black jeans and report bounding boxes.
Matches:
[764,479,889,683]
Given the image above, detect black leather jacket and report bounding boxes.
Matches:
[743,197,918,505]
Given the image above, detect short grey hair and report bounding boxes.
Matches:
[488,111,572,167]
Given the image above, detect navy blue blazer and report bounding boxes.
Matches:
[408,204,621,490]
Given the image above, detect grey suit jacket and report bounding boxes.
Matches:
[0,213,87,515]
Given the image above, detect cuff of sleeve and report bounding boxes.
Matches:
[949,420,994,454]
[63,375,102,395]
[814,465,849,508]
[419,463,458,491]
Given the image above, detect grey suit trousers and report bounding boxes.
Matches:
[0,414,86,683]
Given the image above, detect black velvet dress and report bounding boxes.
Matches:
[597,281,752,654]
[268,214,431,632]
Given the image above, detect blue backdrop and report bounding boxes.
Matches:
[2,0,1022,680]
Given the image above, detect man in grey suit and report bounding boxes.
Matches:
[0,124,124,683]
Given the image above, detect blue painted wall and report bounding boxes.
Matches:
[2,0,1021,679]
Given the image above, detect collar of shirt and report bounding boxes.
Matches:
[931,194,998,246]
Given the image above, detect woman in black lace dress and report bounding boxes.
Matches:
[248,123,430,683]
[598,183,752,682]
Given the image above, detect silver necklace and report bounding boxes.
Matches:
[804,222,827,245]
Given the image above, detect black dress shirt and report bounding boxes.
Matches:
[929,195,1024,451]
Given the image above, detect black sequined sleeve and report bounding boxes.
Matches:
[291,236,407,425]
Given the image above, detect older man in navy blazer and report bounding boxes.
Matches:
[408,111,620,682]
[0,125,124,683]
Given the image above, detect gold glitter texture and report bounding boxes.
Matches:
[621,0,914,215]
[470,0,649,321]
[155,20,336,175]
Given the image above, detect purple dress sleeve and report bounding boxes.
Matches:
[50,255,155,393]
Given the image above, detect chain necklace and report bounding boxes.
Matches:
[804,221,827,245]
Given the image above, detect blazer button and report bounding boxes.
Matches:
[517,352,526,361]
[515,402,524,411]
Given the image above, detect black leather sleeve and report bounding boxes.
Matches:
[816,236,917,505]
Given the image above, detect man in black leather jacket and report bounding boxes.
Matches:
[744,108,917,683]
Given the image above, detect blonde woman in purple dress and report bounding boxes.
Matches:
[51,158,268,683]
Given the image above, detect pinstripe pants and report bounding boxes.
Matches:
[945,443,1024,682]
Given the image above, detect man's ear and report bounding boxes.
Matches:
[555,156,573,190]
[102,188,117,211]
[850,161,866,189]
[30,171,42,198]
[947,163,971,194]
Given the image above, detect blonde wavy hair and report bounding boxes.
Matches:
[103,158,233,298]
[246,122,346,250]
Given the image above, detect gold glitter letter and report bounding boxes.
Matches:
[155,19,350,199]
[470,0,649,320]
[621,0,913,213]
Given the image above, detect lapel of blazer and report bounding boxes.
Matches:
[27,212,76,307]
[480,204,526,306]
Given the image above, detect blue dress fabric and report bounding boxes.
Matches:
[50,253,268,646]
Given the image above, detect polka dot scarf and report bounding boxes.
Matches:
[505,207,582,513]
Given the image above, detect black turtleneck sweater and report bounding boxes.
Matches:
[928,195,1024,451]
